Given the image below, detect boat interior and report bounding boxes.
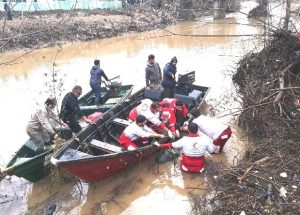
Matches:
[54,81,209,161]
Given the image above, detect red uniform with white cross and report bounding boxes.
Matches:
[159,98,188,118]
[128,99,167,131]
[119,121,153,151]
[160,133,218,173]
[159,107,177,133]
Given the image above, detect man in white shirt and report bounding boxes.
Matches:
[192,115,232,153]
[119,115,165,151]
[128,99,174,138]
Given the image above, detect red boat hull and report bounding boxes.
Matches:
[60,147,159,182]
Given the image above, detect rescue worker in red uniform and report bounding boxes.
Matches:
[159,106,179,137]
[159,98,189,137]
[192,115,232,153]
[154,122,218,173]
[128,99,174,138]
[159,98,188,125]
[119,115,165,151]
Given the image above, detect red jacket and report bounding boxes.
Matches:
[160,107,176,132]
[159,98,188,118]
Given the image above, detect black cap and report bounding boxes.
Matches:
[171,56,178,63]
[136,115,147,123]
[175,100,184,107]
[94,59,100,65]
[188,122,198,133]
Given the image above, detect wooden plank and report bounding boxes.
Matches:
[90,139,123,153]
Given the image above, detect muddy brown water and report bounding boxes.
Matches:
[0,1,275,214]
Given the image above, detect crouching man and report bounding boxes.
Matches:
[193,115,232,153]
[119,115,165,151]
[155,122,218,173]
[128,99,174,138]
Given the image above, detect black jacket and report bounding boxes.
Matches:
[59,92,84,120]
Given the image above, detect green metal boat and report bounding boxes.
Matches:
[0,140,54,182]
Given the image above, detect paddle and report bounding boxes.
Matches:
[108,75,120,82]
[102,75,121,89]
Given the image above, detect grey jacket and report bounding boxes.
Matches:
[145,62,162,87]
[26,104,59,135]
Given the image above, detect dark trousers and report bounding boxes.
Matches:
[90,83,102,105]
[163,86,175,98]
[65,117,82,133]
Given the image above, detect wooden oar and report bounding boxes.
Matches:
[108,75,120,81]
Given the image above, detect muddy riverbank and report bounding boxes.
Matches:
[0,2,212,53]
[209,32,300,214]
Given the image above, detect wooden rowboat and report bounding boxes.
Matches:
[51,72,210,182]
[0,84,134,182]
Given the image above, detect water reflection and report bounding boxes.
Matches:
[26,175,88,214]
[78,157,208,215]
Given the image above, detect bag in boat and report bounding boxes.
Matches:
[87,112,103,122]
[155,148,180,164]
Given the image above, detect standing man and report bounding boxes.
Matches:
[155,122,218,173]
[60,86,92,134]
[162,56,178,98]
[26,97,66,152]
[119,115,165,151]
[192,115,232,153]
[90,59,109,106]
[145,54,162,91]
[3,0,12,20]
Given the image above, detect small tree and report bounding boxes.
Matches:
[42,48,66,114]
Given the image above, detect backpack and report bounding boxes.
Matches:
[155,148,180,164]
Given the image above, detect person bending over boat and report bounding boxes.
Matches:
[192,115,232,153]
[128,99,174,138]
[60,85,93,134]
[161,56,177,98]
[119,115,165,151]
[159,98,189,131]
[159,105,184,138]
[90,59,109,106]
[154,122,218,173]
[26,97,67,152]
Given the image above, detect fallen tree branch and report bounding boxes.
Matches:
[237,156,270,183]
[271,86,300,91]
[273,76,285,103]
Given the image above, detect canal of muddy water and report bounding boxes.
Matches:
[0,1,265,214]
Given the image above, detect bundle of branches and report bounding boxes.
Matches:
[233,31,300,138]
[208,31,300,214]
